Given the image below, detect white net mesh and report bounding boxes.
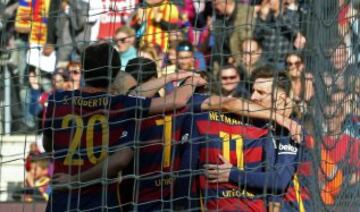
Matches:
[0,0,359,211]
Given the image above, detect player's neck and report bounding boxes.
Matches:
[81,86,109,93]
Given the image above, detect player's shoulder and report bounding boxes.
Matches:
[189,93,209,103]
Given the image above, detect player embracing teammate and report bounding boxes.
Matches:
[46,42,312,211]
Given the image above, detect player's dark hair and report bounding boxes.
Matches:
[125,57,158,84]
[82,43,121,88]
[251,65,292,97]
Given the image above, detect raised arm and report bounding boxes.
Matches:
[204,97,302,143]
[129,72,196,97]
[148,76,206,114]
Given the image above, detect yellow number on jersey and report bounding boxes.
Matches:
[156,115,172,168]
[62,114,109,166]
[219,131,244,170]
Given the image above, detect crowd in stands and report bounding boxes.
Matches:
[0,0,359,207]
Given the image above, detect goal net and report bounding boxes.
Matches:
[0,0,359,211]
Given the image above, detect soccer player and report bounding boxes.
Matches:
[174,66,309,211]
[121,83,303,211]
[175,108,275,211]
[203,66,314,211]
[43,42,206,212]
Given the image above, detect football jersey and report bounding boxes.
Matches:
[44,89,151,211]
[265,131,314,212]
[177,111,273,211]
[120,94,208,211]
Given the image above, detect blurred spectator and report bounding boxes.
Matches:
[25,143,41,173]
[285,52,314,116]
[337,0,353,57]
[350,1,360,62]
[24,156,51,202]
[66,60,83,90]
[113,26,137,70]
[88,0,137,40]
[138,44,162,73]
[254,0,305,66]
[175,40,206,73]
[29,67,69,130]
[176,40,196,72]
[131,0,181,51]
[237,38,265,81]
[324,43,359,93]
[217,65,249,98]
[210,0,255,70]
[161,41,178,75]
[46,0,91,67]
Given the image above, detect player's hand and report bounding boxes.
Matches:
[203,155,233,183]
[167,72,198,83]
[183,76,207,88]
[51,173,76,190]
[282,118,303,144]
[294,33,306,49]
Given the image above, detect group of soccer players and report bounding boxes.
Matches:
[43,43,312,212]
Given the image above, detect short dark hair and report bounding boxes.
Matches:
[82,43,121,88]
[251,65,292,97]
[125,57,158,84]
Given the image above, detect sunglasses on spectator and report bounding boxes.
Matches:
[286,61,302,67]
[221,76,238,80]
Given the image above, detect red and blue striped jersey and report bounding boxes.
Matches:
[44,89,151,193]
[120,94,208,211]
[176,111,272,211]
[280,135,318,212]
[227,121,313,212]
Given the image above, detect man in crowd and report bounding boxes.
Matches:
[237,38,265,81]
[210,0,255,70]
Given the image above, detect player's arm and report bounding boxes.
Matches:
[129,72,195,97]
[148,76,206,114]
[52,147,133,187]
[201,97,302,143]
[204,144,298,192]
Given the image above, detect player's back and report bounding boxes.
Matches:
[120,94,208,211]
[120,111,190,211]
[44,89,150,212]
[177,111,271,211]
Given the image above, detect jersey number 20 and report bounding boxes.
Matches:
[62,114,109,166]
